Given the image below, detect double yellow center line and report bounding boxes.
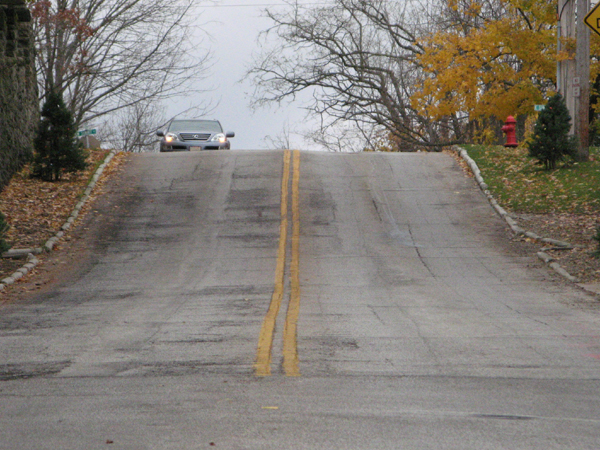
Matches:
[255,150,301,377]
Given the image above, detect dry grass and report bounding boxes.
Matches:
[0,150,128,281]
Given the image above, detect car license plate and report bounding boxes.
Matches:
[190,146,202,152]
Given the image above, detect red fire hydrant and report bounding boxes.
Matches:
[501,115,518,148]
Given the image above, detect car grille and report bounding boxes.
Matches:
[180,132,211,141]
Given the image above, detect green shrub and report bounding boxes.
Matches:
[528,93,577,170]
[32,91,88,181]
[0,210,10,254]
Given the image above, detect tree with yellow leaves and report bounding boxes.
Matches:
[250,0,576,150]
[412,0,557,142]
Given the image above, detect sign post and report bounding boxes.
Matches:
[77,129,97,149]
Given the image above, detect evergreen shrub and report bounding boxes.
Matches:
[528,93,577,170]
[32,92,88,181]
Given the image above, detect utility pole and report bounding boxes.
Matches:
[558,0,576,129]
[574,0,590,161]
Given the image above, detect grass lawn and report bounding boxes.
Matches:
[463,145,600,214]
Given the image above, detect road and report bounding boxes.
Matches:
[1,150,599,449]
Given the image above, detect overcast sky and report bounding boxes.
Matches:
[166,0,321,151]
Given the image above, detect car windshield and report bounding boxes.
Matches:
[168,120,223,133]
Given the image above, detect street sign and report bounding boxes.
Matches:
[584,2,600,37]
[78,128,98,149]
[534,105,545,112]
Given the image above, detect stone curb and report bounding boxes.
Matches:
[0,253,39,290]
[452,145,591,290]
[0,150,118,292]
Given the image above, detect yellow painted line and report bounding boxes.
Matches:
[254,150,291,377]
[283,150,301,376]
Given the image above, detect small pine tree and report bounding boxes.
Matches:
[32,91,88,181]
[528,93,577,170]
[0,211,10,255]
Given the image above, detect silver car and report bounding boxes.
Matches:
[157,119,235,152]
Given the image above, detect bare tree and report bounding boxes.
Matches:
[248,0,460,151]
[31,0,212,131]
[101,101,164,152]
[263,120,293,150]
[303,122,375,153]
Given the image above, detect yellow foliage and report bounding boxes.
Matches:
[521,112,539,147]
[413,0,555,125]
[472,127,497,145]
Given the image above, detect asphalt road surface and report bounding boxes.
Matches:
[1,150,600,449]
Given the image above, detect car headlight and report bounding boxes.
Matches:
[211,133,226,143]
[165,132,178,143]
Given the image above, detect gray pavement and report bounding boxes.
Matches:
[1,150,599,449]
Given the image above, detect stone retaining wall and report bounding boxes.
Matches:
[0,0,38,191]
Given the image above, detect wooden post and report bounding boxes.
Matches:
[575,0,590,160]
[558,0,576,134]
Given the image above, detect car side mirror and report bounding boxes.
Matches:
[156,130,165,137]
[226,131,235,138]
